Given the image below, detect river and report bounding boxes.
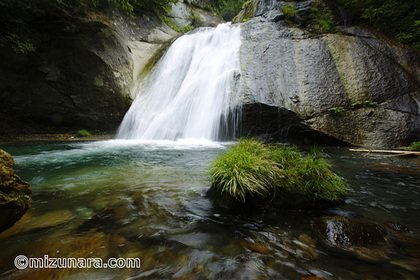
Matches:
[0,139,419,279]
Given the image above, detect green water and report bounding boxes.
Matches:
[0,140,419,279]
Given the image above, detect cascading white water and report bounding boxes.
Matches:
[116,23,241,141]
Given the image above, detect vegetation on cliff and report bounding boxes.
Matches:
[407,141,420,151]
[0,0,248,54]
[310,0,336,34]
[233,0,419,50]
[333,0,420,50]
[208,138,346,208]
[212,0,246,21]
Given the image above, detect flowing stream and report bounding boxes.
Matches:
[0,140,419,279]
[116,23,242,141]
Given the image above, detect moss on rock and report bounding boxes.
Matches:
[0,149,32,232]
[232,0,259,23]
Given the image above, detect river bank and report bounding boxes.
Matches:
[0,133,115,143]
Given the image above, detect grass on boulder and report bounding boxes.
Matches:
[77,129,91,137]
[208,138,346,209]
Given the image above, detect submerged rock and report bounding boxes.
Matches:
[76,207,118,233]
[11,232,110,279]
[383,221,420,276]
[313,216,391,263]
[0,149,32,232]
[294,233,319,260]
[0,209,73,238]
[381,220,420,261]
[366,156,420,174]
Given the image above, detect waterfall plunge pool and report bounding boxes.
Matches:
[0,140,419,279]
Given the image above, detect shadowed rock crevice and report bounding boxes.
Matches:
[234,103,347,145]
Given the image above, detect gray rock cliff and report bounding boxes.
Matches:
[237,0,420,148]
[0,2,219,134]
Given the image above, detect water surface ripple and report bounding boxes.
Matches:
[0,140,419,279]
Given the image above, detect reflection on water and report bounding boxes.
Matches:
[0,140,419,279]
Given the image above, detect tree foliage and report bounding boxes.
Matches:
[211,0,246,21]
[131,0,177,16]
[333,0,420,50]
[311,1,336,34]
[0,0,177,17]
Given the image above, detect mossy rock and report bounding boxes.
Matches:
[0,149,32,232]
[77,129,91,137]
[232,0,259,23]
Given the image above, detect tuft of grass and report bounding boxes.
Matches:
[282,4,297,19]
[351,101,362,110]
[363,100,377,107]
[278,145,346,203]
[328,107,346,114]
[209,138,284,203]
[77,129,91,137]
[407,141,420,151]
[209,139,346,207]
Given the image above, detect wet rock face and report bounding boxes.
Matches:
[0,18,132,133]
[0,2,223,135]
[238,1,420,148]
[168,1,223,28]
[0,149,32,232]
[313,216,391,262]
[0,8,178,134]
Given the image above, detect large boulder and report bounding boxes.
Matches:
[313,216,392,263]
[237,0,420,148]
[0,149,32,232]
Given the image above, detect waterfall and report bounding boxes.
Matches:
[116,23,242,141]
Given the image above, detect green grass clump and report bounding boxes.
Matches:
[407,141,420,151]
[209,139,346,208]
[281,4,298,26]
[209,138,284,203]
[328,107,346,114]
[77,129,91,137]
[278,146,346,203]
[282,4,297,19]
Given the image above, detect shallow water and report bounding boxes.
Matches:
[0,140,419,279]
